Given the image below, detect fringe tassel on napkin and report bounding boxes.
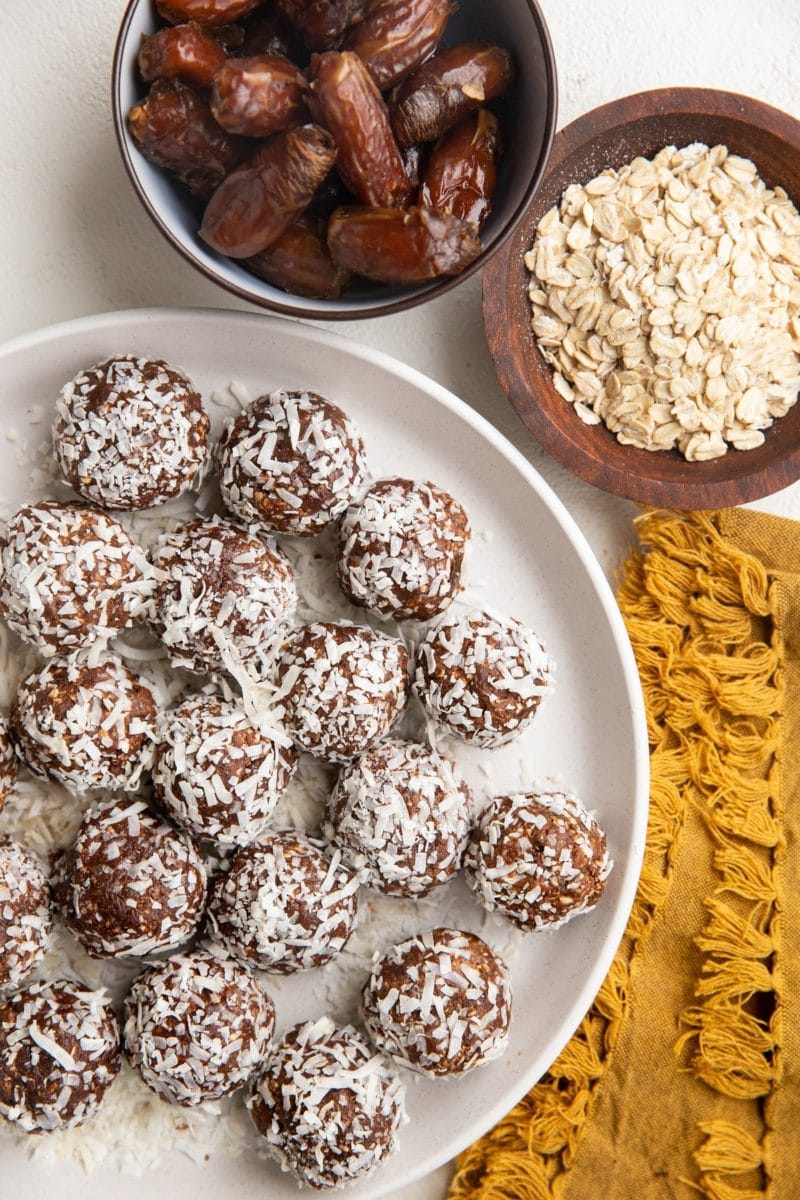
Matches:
[450,508,800,1200]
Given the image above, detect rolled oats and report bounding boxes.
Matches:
[526,144,800,460]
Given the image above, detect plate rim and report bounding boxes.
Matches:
[0,306,650,1196]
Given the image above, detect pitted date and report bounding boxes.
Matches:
[127,79,245,196]
[419,109,499,228]
[200,123,337,257]
[139,23,227,88]
[391,42,513,146]
[327,203,481,282]
[211,55,309,136]
[157,0,266,27]
[310,51,411,208]
[275,0,370,49]
[244,215,351,297]
[345,0,455,90]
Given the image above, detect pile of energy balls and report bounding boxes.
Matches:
[0,355,610,1190]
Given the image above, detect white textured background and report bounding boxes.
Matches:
[1,1,799,1196]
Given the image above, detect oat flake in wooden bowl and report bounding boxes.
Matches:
[482,88,800,506]
[526,141,800,462]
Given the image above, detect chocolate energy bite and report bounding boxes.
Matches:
[325,739,471,896]
[362,927,512,1077]
[206,832,359,974]
[337,478,470,621]
[0,715,17,814]
[53,356,210,510]
[0,502,154,656]
[123,949,275,1107]
[0,837,52,992]
[11,654,158,794]
[53,798,207,959]
[151,515,297,674]
[216,389,368,537]
[464,791,611,931]
[0,980,120,1133]
[153,693,298,846]
[249,1016,405,1190]
[414,608,554,747]
[276,621,409,763]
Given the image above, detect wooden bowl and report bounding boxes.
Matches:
[483,88,800,508]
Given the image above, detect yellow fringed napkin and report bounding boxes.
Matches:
[450,508,800,1200]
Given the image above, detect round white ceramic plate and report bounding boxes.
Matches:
[0,308,648,1200]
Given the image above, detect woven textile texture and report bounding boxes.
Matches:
[450,508,800,1200]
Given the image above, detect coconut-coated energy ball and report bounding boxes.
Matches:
[0,980,120,1133]
[414,609,554,748]
[0,838,52,992]
[53,798,207,959]
[216,389,368,537]
[325,740,471,897]
[464,791,611,931]
[248,1016,405,1190]
[151,515,297,675]
[206,832,359,974]
[123,949,276,1107]
[10,655,158,794]
[361,928,512,1078]
[0,715,17,814]
[53,356,210,510]
[0,502,154,656]
[276,622,409,763]
[153,693,298,846]
[337,478,470,621]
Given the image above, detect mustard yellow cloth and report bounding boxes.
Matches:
[450,508,800,1200]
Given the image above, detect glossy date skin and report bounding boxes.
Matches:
[391,42,513,146]
[275,0,370,49]
[200,123,337,257]
[327,204,481,282]
[211,55,309,136]
[157,0,266,28]
[138,23,227,88]
[310,51,411,208]
[244,215,351,297]
[127,79,245,197]
[419,108,499,229]
[344,0,455,90]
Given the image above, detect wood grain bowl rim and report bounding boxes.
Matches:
[110,0,559,322]
[483,87,800,508]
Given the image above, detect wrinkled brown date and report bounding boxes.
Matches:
[138,23,227,88]
[244,215,350,297]
[275,0,370,49]
[310,51,411,208]
[419,108,498,228]
[327,203,481,282]
[127,79,245,196]
[200,123,337,257]
[211,55,309,136]
[157,0,266,27]
[345,0,455,90]
[391,42,513,146]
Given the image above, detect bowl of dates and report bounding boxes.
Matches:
[112,0,557,319]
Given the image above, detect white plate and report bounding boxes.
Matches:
[0,308,648,1200]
